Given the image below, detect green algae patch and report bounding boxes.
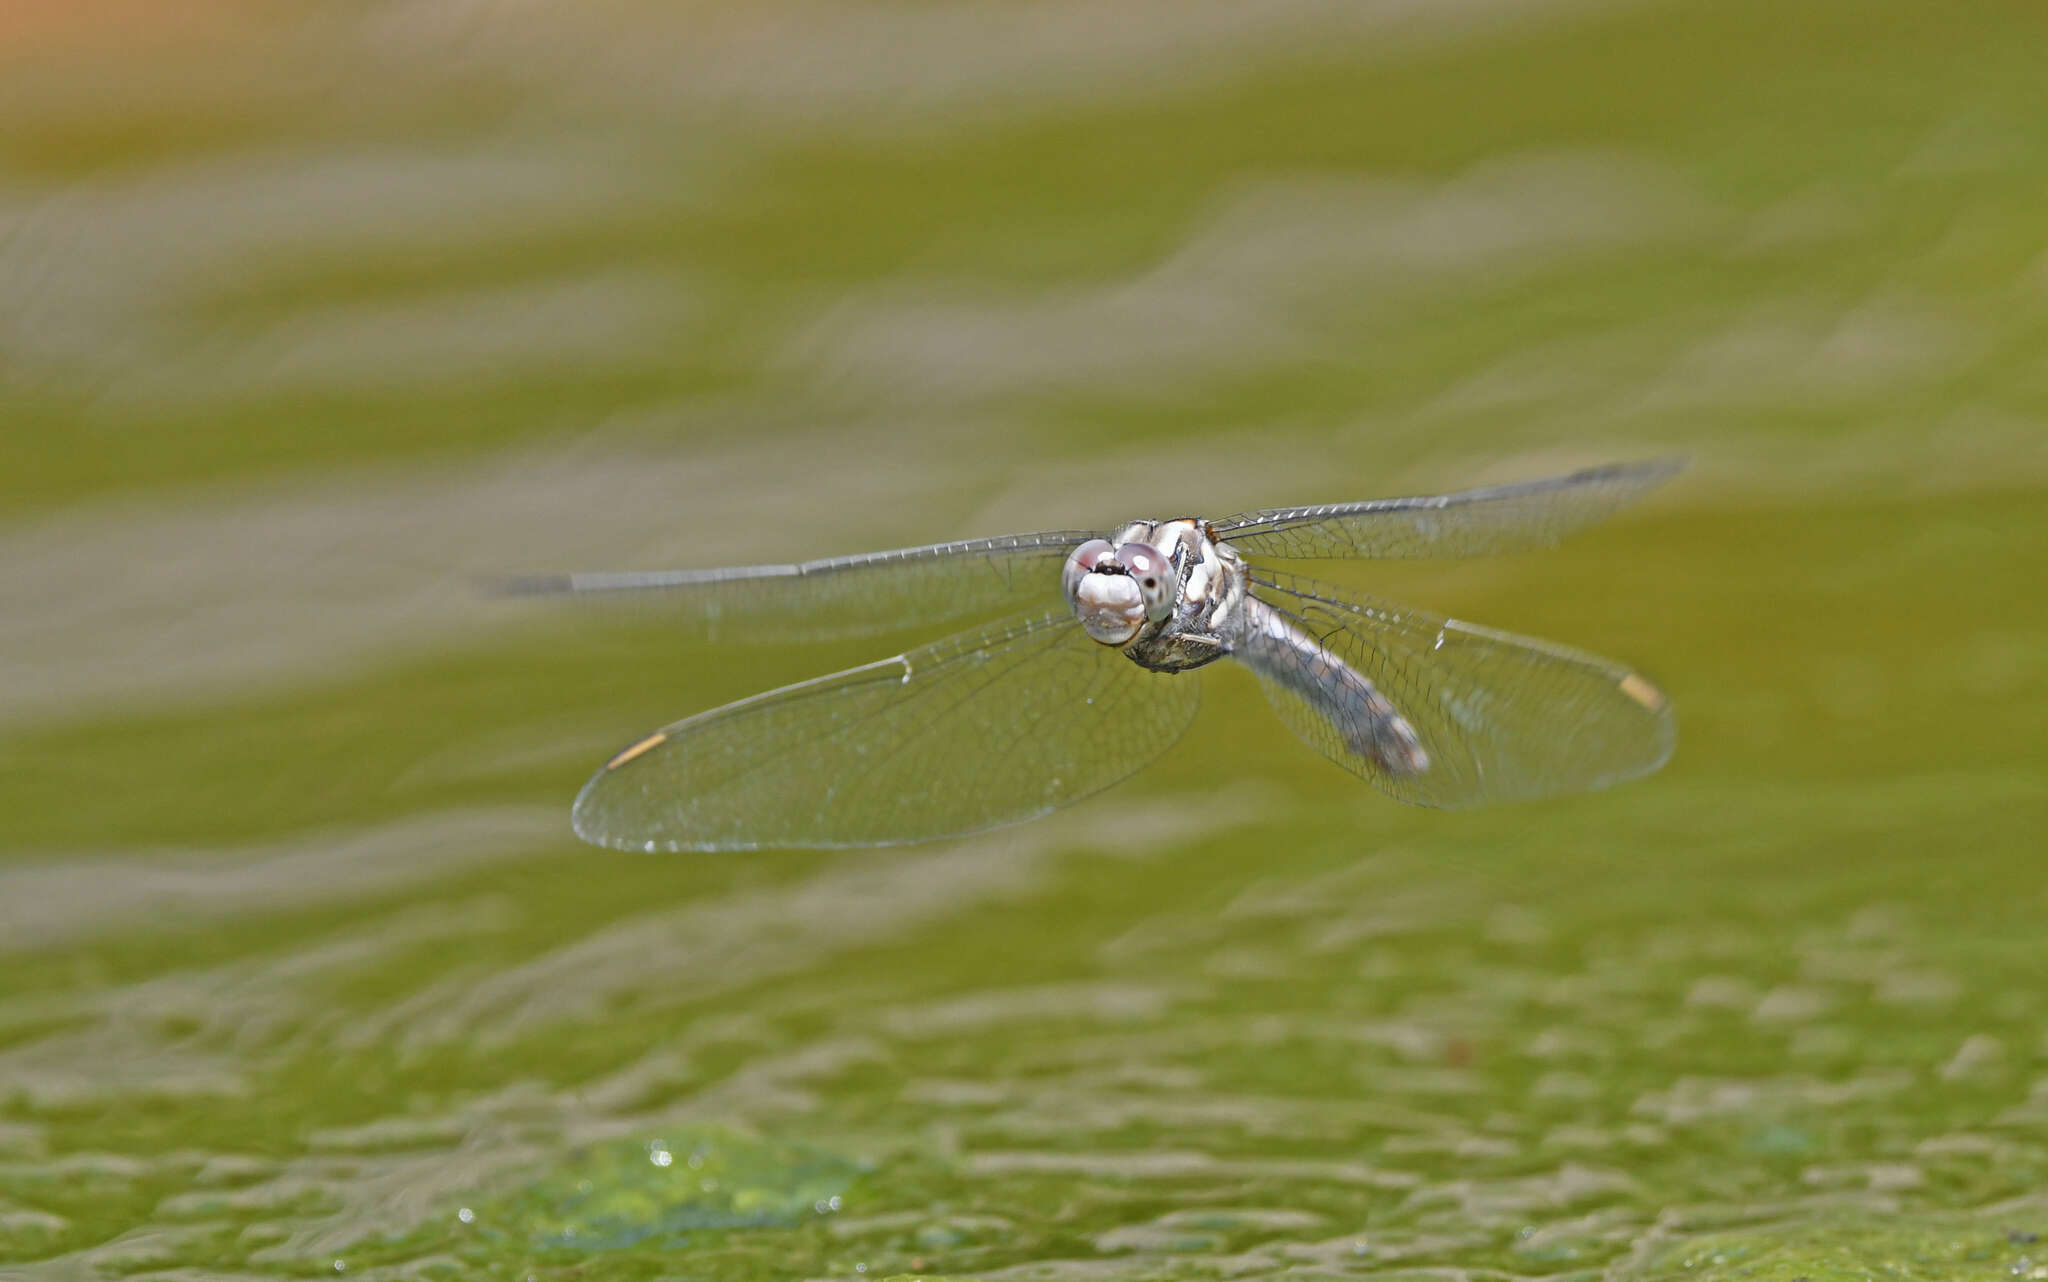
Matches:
[488,1131,868,1252]
[1636,1212,2047,1281]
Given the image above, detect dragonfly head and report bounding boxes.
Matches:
[1062,537,1174,645]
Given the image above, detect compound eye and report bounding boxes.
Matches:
[1116,541,1175,623]
[1062,538,1147,646]
[1060,539,1117,606]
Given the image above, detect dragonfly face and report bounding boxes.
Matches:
[1062,518,1248,674]
[512,458,1684,852]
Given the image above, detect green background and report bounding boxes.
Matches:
[3,1,2045,1278]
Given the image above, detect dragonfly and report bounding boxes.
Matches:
[518,459,1681,852]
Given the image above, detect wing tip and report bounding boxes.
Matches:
[1541,455,1688,494]
[487,572,576,598]
[1599,454,1690,488]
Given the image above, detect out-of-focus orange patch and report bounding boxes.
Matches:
[0,0,258,56]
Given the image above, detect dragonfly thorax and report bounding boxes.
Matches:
[1060,518,1248,672]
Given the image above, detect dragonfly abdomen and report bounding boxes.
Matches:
[1234,596,1429,777]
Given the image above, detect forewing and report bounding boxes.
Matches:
[1244,570,1674,807]
[573,609,1200,851]
[1217,459,1682,560]
[504,530,1091,642]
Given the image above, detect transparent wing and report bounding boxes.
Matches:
[503,530,1092,642]
[573,609,1200,851]
[1216,458,1683,560]
[1237,570,1674,807]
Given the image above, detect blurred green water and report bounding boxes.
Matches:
[3,1,2047,1279]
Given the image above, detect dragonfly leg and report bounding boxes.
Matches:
[1125,629,1231,674]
